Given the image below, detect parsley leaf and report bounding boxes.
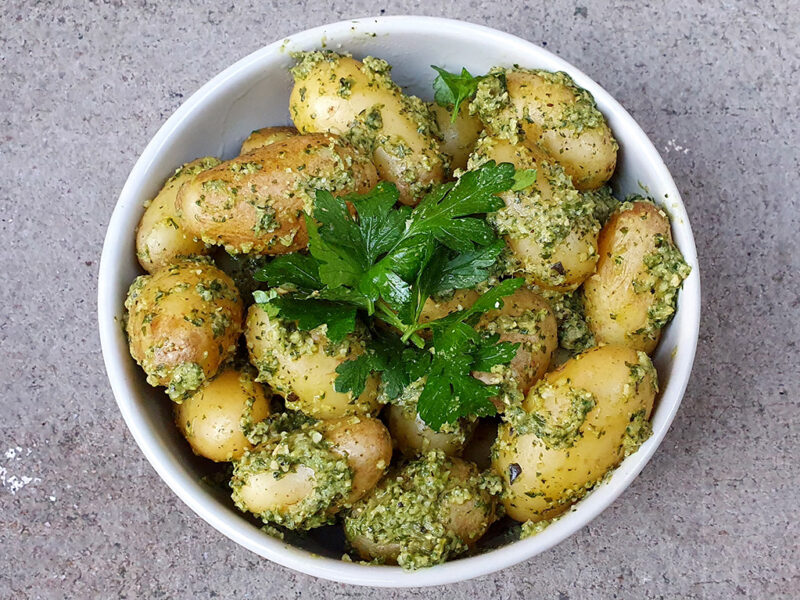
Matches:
[254,253,322,292]
[430,240,506,295]
[408,162,515,252]
[334,332,429,399]
[431,66,485,122]
[417,322,512,431]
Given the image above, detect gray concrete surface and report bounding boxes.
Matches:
[1,1,798,598]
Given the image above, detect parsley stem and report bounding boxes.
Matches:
[375,301,425,349]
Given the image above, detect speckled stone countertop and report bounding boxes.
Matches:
[1,1,797,598]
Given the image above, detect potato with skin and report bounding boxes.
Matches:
[430,103,483,172]
[125,259,243,401]
[584,201,691,354]
[135,157,220,272]
[344,451,499,568]
[474,287,558,398]
[418,289,480,325]
[177,133,378,255]
[290,51,445,205]
[245,304,382,419]
[469,135,599,290]
[231,414,391,529]
[239,126,298,154]
[321,416,393,504]
[175,367,271,462]
[387,403,473,457]
[474,68,617,190]
[493,345,657,522]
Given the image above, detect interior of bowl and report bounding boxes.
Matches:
[98,16,700,587]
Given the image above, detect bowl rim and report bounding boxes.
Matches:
[98,15,701,588]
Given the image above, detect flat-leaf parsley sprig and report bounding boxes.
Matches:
[252,161,532,429]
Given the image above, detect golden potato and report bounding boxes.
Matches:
[474,68,617,190]
[231,413,390,529]
[135,157,220,272]
[290,51,445,205]
[469,135,599,290]
[419,289,480,324]
[175,367,271,462]
[239,125,298,154]
[430,103,483,171]
[322,415,393,504]
[177,133,378,255]
[244,304,382,419]
[583,201,691,353]
[493,345,657,522]
[474,287,558,397]
[125,259,243,401]
[387,403,473,457]
[344,451,500,568]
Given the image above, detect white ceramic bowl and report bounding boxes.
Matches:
[98,16,701,587]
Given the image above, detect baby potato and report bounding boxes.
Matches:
[387,403,473,457]
[418,289,480,324]
[175,367,271,462]
[474,68,617,190]
[239,125,298,154]
[231,413,391,529]
[245,304,382,419]
[344,451,500,569]
[125,258,243,401]
[135,157,220,272]
[470,135,599,290]
[474,287,558,397]
[290,51,445,205]
[583,201,691,353]
[430,103,483,171]
[177,133,378,255]
[493,345,657,522]
[322,416,393,505]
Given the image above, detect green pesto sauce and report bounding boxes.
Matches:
[519,517,554,539]
[505,381,596,450]
[343,451,500,570]
[532,70,606,132]
[541,289,596,355]
[291,137,360,215]
[231,412,352,530]
[488,161,598,258]
[166,362,205,402]
[622,409,653,457]
[471,67,606,140]
[168,157,222,183]
[471,69,516,142]
[195,278,238,303]
[621,352,656,455]
[289,49,347,80]
[582,185,619,225]
[634,233,692,340]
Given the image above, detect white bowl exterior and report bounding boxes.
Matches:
[98,16,701,587]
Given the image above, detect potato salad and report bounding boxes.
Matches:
[124,50,690,569]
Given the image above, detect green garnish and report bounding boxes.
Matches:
[253,161,528,429]
[431,66,486,121]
